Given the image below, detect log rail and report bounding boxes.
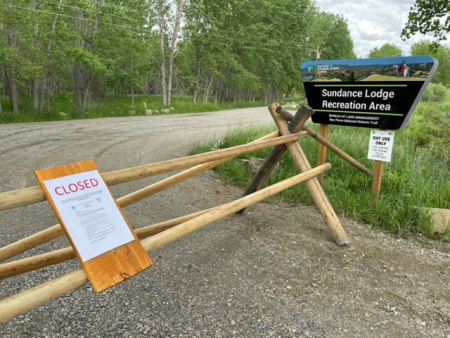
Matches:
[0,103,358,323]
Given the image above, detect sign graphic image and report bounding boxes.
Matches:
[301,56,438,130]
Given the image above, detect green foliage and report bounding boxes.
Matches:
[421,82,449,102]
[1,0,356,113]
[402,0,450,51]
[190,107,450,240]
[318,14,356,60]
[368,43,403,58]
[411,40,450,86]
[405,99,450,164]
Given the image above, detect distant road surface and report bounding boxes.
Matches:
[0,107,273,192]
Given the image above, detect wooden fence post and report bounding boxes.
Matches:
[370,129,388,202]
[317,124,329,181]
[370,160,384,202]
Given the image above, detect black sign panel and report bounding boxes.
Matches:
[301,56,438,130]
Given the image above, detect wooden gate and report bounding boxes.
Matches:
[0,103,371,322]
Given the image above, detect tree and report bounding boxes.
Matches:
[157,0,187,106]
[368,43,403,58]
[402,0,450,50]
[0,0,357,112]
[167,0,186,106]
[0,0,35,113]
[411,40,450,86]
[182,0,332,103]
[318,14,356,60]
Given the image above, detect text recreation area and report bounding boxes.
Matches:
[301,56,438,130]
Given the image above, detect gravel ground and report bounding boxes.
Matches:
[1,107,450,337]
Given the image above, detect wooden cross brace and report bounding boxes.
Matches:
[240,103,349,246]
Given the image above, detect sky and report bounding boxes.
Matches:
[314,0,448,58]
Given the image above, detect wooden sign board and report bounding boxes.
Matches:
[35,160,152,292]
[301,55,438,130]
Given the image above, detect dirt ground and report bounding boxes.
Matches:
[1,108,449,337]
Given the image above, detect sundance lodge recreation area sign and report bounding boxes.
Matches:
[301,56,438,130]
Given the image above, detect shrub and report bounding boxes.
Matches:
[421,83,448,102]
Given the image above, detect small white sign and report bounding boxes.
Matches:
[43,170,134,262]
[368,130,395,162]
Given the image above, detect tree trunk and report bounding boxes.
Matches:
[214,79,220,104]
[203,76,214,103]
[264,83,272,104]
[193,38,203,104]
[5,3,19,114]
[82,10,91,110]
[0,68,4,97]
[4,69,18,113]
[40,0,62,113]
[221,87,226,103]
[176,72,183,103]
[32,0,40,113]
[158,0,167,105]
[93,0,100,37]
[83,75,94,110]
[167,0,186,106]
[144,78,149,95]
[47,87,50,112]
[73,6,82,109]
[39,85,46,113]
[32,80,39,113]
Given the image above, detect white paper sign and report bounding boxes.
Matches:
[367,130,395,162]
[44,170,134,262]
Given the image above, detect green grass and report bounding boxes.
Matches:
[190,113,450,241]
[0,93,266,124]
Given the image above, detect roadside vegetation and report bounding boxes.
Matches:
[0,94,265,124]
[190,91,450,242]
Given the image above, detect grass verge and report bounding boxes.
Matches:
[190,119,450,241]
[0,94,266,124]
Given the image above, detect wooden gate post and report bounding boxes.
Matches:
[370,129,387,202]
[370,160,384,202]
[317,124,329,181]
[237,105,314,213]
[269,103,349,246]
